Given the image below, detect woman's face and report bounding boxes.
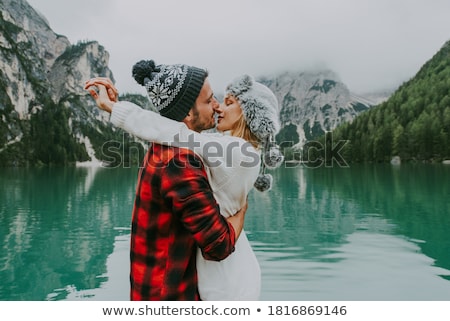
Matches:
[215,95,243,132]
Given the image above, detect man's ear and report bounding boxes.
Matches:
[182,111,193,127]
[184,107,195,121]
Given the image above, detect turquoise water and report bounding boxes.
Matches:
[1,164,449,300]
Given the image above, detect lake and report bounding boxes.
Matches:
[1,164,449,301]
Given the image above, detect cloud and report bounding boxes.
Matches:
[27,0,450,95]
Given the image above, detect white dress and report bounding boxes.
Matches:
[110,101,261,300]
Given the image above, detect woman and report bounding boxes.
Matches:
[86,63,283,300]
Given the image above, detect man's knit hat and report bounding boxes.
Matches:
[132,60,207,121]
[225,75,284,192]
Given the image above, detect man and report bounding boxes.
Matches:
[85,60,246,300]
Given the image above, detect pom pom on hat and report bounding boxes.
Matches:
[132,60,158,86]
[254,173,273,192]
[264,141,284,169]
[253,136,284,192]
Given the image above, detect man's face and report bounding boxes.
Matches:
[185,78,218,132]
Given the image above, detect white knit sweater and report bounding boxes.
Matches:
[110,101,261,218]
[109,101,262,300]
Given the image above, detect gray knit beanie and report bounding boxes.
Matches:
[225,75,284,192]
[132,60,207,121]
[226,75,280,142]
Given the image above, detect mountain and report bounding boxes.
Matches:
[259,70,379,147]
[0,0,152,166]
[0,0,393,167]
[310,40,450,164]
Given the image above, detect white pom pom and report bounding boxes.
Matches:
[254,173,273,192]
[264,145,284,169]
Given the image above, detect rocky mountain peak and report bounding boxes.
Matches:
[48,41,114,103]
[0,0,393,166]
[259,70,375,146]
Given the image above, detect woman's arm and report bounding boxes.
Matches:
[85,80,254,172]
[111,100,188,145]
[111,101,252,172]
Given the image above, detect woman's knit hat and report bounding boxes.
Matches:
[132,60,207,121]
[225,75,284,192]
[226,75,280,142]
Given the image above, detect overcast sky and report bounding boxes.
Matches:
[27,0,450,96]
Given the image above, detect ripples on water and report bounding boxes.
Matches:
[253,231,450,300]
[1,165,450,301]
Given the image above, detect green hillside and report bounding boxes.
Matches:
[308,40,450,164]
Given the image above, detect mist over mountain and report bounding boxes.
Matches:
[0,0,401,166]
[259,70,391,147]
[310,40,450,164]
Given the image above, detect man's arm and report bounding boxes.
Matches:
[161,150,246,261]
[226,200,247,240]
[86,79,250,233]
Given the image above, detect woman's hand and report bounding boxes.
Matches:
[84,77,119,113]
[85,77,119,101]
[84,83,114,113]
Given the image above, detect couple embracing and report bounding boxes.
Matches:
[85,58,283,301]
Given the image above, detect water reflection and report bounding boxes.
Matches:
[1,164,450,301]
[257,232,450,300]
[60,233,130,301]
[246,164,450,300]
[0,167,136,300]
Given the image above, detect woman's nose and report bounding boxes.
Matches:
[214,101,223,113]
[211,96,219,108]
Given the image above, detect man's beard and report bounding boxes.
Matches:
[190,106,215,132]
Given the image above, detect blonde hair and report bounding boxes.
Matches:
[230,113,260,148]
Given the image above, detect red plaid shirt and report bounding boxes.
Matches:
[130,143,236,300]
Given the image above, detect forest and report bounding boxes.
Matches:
[306,40,450,164]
